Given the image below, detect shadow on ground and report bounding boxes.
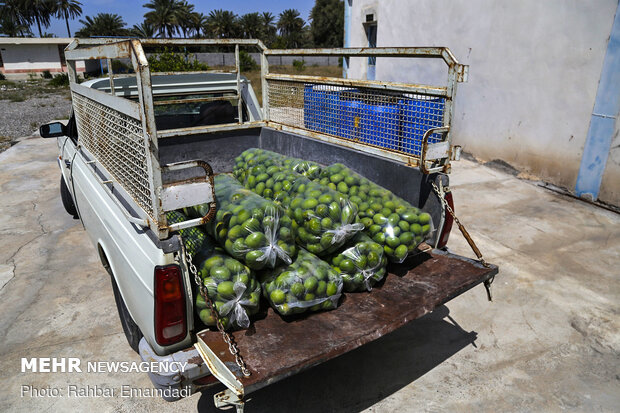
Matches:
[196,305,477,412]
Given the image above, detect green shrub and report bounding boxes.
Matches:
[239,50,257,71]
[41,70,53,79]
[49,73,69,87]
[147,50,209,72]
[0,73,5,80]
[292,59,306,72]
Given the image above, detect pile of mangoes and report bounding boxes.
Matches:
[327,233,388,292]
[261,249,342,316]
[167,210,210,260]
[236,155,363,255]
[203,174,296,269]
[318,163,433,262]
[167,211,261,330]
[167,147,439,329]
[234,148,323,181]
[195,249,261,330]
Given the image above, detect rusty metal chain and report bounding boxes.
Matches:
[431,181,495,301]
[185,250,251,377]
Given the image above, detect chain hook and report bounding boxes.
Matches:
[431,181,494,301]
[184,246,251,377]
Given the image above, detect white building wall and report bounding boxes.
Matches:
[348,0,617,198]
[1,44,63,72]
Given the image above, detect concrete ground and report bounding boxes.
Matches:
[0,136,618,412]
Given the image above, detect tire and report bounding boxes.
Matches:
[60,175,78,217]
[109,271,143,353]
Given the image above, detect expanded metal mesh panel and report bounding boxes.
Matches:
[72,93,154,219]
[268,80,446,156]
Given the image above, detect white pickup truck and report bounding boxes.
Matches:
[39,39,496,412]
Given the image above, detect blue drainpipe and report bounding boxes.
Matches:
[575,4,620,200]
[343,0,352,78]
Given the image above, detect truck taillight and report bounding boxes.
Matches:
[154,265,187,346]
[437,191,454,249]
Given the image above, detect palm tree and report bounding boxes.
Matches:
[261,12,276,27]
[131,21,155,38]
[239,12,261,39]
[261,11,277,46]
[277,9,305,48]
[54,0,82,37]
[75,13,127,37]
[205,9,238,39]
[0,0,32,36]
[176,1,194,38]
[189,12,206,38]
[25,0,56,37]
[143,0,182,38]
[0,14,32,37]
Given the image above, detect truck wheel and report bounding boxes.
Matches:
[60,176,78,217]
[110,272,143,353]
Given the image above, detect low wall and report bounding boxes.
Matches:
[194,53,339,67]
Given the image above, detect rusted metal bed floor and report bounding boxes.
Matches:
[197,248,498,395]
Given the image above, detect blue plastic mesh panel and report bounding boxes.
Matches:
[267,80,446,156]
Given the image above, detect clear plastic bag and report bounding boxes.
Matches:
[327,233,388,292]
[166,211,261,331]
[194,248,262,330]
[203,174,297,270]
[233,148,323,181]
[261,249,343,316]
[318,163,434,262]
[240,163,363,256]
[166,210,210,261]
[280,156,323,180]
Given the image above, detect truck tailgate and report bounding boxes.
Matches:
[196,249,497,396]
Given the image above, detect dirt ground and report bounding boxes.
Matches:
[0,79,72,151]
[0,133,618,412]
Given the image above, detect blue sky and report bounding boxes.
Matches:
[45,0,316,37]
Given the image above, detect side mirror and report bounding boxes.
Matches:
[40,122,66,138]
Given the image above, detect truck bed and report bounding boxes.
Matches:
[196,248,497,395]
[160,127,448,245]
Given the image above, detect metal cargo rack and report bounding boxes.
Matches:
[64,39,267,239]
[64,39,467,240]
[263,47,468,172]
